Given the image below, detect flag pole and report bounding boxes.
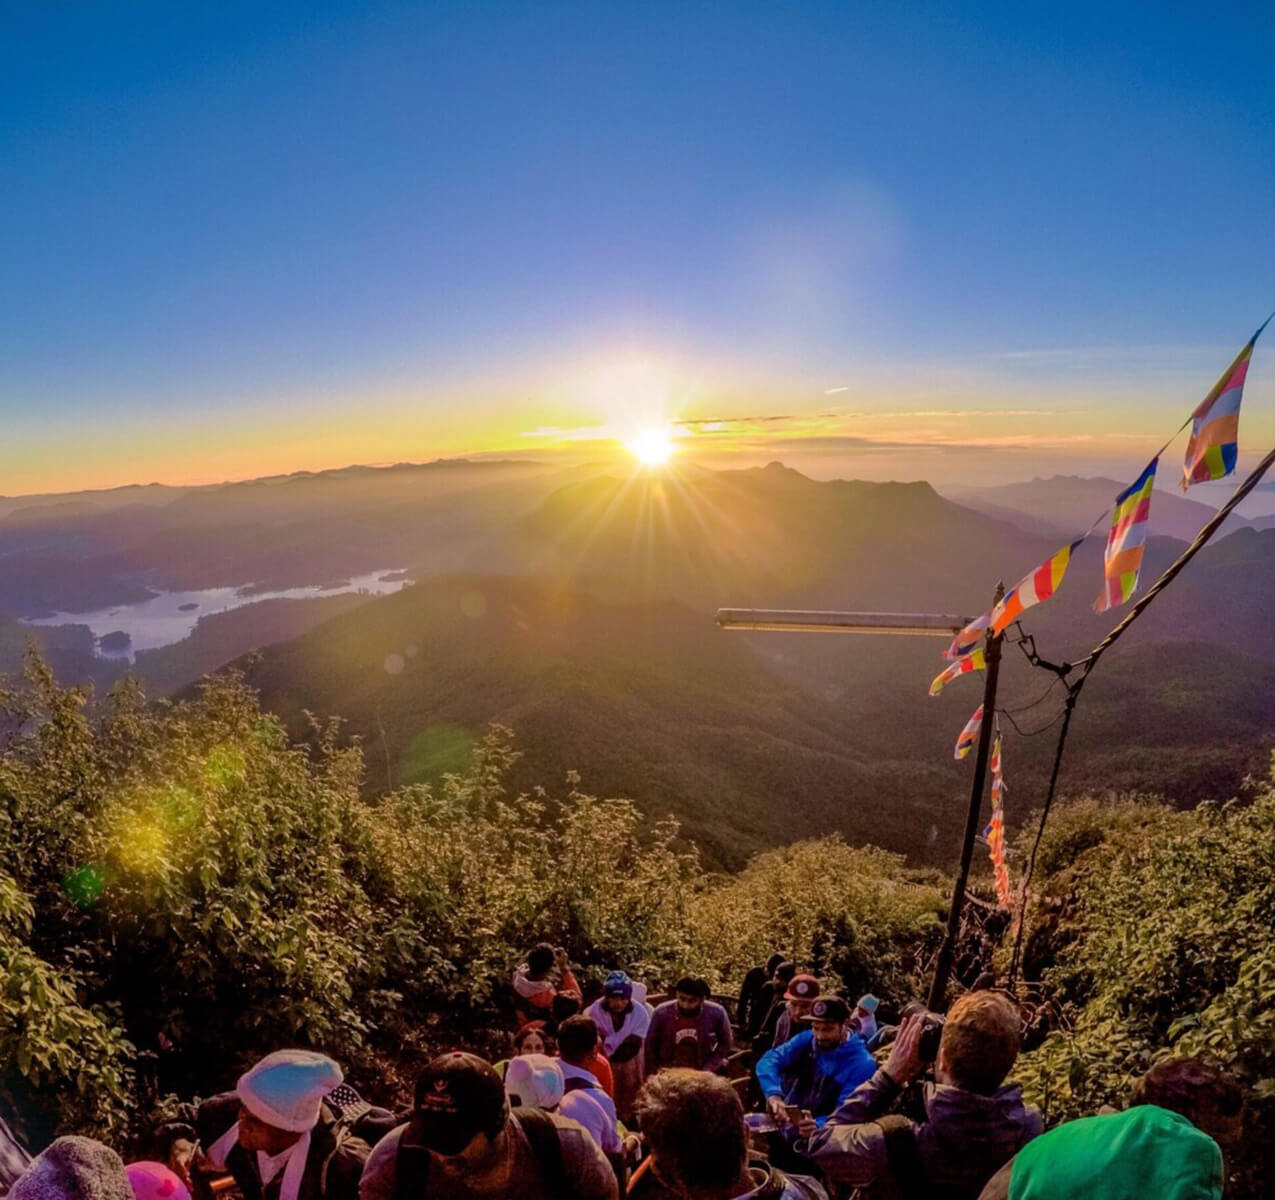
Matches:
[927,582,1005,1011]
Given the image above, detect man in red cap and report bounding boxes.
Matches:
[765,974,820,1050]
[358,1052,616,1200]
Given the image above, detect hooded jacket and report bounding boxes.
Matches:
[976,1105,1222,1200]
[173,1093,370,1200]
[512,964,582,1020]
[804,1068,1041,1199]
[756,1031,878,1125]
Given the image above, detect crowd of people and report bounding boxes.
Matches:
[0,942,1246,1200]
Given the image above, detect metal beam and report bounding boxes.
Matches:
[715,608,974,637]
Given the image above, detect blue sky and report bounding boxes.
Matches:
[2,1,1273,492]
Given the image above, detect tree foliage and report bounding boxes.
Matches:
[1011,781,1275,1189]
[0,654,938,1142]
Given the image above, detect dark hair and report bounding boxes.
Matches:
[527,944,556,977]
[674,976,710,999]
[551,992,581,1025]
[1133,1057,1243,1144]
[765,953,785,976]
[775,961,796,983]
[512,1024,556,1055]
[636,1070,746,1192]
[557,1015,599,1062]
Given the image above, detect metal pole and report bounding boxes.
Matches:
[927,584,1005,1011]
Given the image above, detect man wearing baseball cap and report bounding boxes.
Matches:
[358,1052,617,1200]
[756,996,878,1172]
[161,1049,371,1200]
[765,973,820,1051]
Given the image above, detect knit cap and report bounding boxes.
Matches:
[124,1163,191,1200]
[9,1137,132,1200]
[856,995,879,1014]
[602,971,633,1000]
[504,1054,565,1111]
[236,1049,344,1133]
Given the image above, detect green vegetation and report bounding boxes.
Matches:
[3,648,1274,1191]
[1010,785,1275,1190]
[0,654,942,1146]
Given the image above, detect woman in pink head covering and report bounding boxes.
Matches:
[125,1163,192,1200]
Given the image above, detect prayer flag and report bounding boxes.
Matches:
[988,733,1012,909]
[954,704,984,760]
[1094,457,1158,613]
[929,648,985,696]
[944,614,990,661]
[990,538,1084,636]
[1181,319,1270,490]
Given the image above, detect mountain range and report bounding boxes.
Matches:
[2,458,1272,868]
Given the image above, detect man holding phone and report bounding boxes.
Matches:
[755,996,877,1172]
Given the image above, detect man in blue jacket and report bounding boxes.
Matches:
[756,996,878,1172]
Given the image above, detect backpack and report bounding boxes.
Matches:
[856,1115,981,1200]
[394,1107,567,1199]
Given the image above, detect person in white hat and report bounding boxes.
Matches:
[505,1053,623,1164]
[161,1050,371,1200]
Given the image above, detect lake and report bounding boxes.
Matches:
[25,569,413,660]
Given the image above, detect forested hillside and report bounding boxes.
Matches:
[2,658,1273,1190]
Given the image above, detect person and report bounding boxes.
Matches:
[849,994,883,1050]
[632,1070,827,1199]
[9,1137,132,1200]
[124,1162,192,1200]
[737,954,783,1037]
[161,1049,371,1200]
[557,1016,622,1140]
[506,1052,623,1163]
[804,992,1041,1199]
[977,1056,1241,1200]
[511,1022,555,1058]
[512,944,583,1027]
[748,961,797,1042]
[358,1051,617,1200]
[763,974,820,1051]
[492,1021,558,1081]
[644,977,733,1076]
[756,997,877,1172]
[587,972,650,1124]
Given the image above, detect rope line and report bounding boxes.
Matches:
[1005,440,1275,994]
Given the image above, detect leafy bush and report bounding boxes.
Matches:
[686,837,947,1001]
[1011,780,1275,1189]
[0,653,961,1142]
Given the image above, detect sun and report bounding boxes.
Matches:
[626,427,677,468]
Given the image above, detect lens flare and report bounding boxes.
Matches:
[626,428,676,467]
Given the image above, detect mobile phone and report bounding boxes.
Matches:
[783,1104,805,1125]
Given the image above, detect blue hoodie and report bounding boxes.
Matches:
[756,1030,878,1126]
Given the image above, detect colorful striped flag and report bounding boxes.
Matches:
[943,614,990,662]
[1094,457,1158,613]
[954,704,984,759]
[989,538,1085,636]
[988,733,1012,909]
[1181,318,1270,490]
[929,648,985,696]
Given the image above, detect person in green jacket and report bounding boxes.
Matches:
[978,1056,1242,1200]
